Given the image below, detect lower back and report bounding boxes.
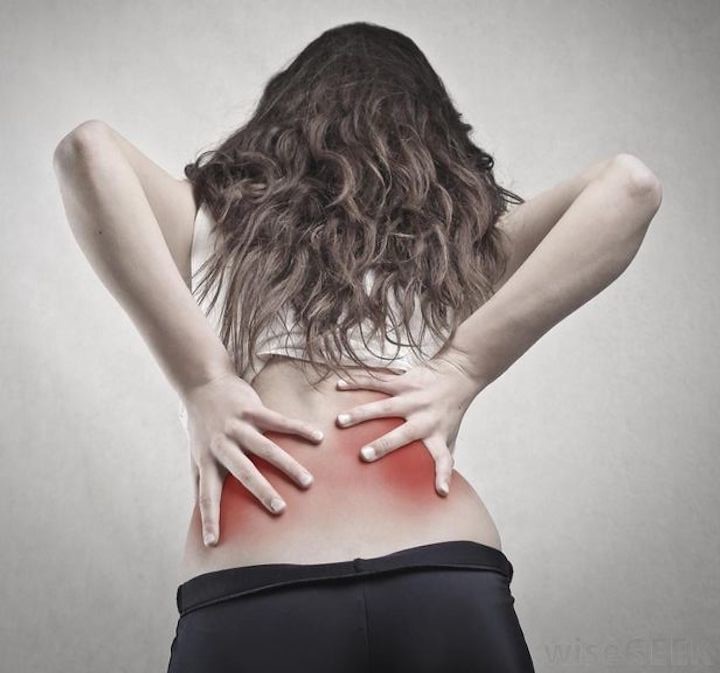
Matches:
[177,357,502,584]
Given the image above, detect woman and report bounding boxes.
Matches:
[53,21,662,673]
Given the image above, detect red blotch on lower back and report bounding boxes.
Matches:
[222,417,437,533]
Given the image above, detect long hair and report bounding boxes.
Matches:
[184,21,524,386]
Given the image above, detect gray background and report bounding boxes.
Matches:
[2,1,718,671]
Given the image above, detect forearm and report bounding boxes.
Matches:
[450,155,663,389]
[53,132,234,396]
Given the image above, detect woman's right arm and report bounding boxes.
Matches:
[52,120,322,544]
[53,121,233,394]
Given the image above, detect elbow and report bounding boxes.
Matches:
[608,153,663,213]
[601,154,663,271]
[52,119,110,172]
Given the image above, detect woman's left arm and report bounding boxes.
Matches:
[334,153,663,496]
[441,153,663,389]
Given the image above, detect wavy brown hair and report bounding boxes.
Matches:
[184,21,524,386]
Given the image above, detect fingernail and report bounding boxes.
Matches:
[270,497,286,513]
[360,446,376,461]
[337,379,347,387]
[312,430,324,441]
[438,481,449,495]
[337,413,351,425]
[299,472,314,487]
[204,532,216,546]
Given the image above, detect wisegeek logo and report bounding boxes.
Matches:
[543,636,719,669]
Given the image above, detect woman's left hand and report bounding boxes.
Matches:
[334,349,483,497]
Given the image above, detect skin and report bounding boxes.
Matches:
[52,120,663,585]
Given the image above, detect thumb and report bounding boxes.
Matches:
[198,462,223,546]
[424,435,454,497]
[190,455,199,504]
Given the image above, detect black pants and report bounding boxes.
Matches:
[166,540,535,672]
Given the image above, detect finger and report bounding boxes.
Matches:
[336,371,400,394]
[210,434,288,515]
[336,396,409,428]
[249,407,324,443]
[197,461,223,546]
[424,435,454,496]
[358,421,422,462]
[225,421,314,489]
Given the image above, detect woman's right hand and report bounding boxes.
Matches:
[180,371,324,547]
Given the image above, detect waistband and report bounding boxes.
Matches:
[176,540,514,617]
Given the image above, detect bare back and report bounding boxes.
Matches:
[178,356,502,584]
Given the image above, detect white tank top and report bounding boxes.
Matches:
[178,202,448,430]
